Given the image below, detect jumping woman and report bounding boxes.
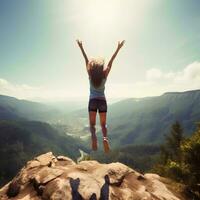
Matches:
[76,40,125,153]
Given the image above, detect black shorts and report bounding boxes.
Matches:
[88,98,107,113]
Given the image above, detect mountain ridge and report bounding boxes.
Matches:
[0,94,62,122]
[162,89,200,95]
[105,89,200,146]
[1,89,200,146]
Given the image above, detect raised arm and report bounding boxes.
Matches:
[76,40,89,72]
[105,40,125,77]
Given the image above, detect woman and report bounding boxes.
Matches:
[76,40,125,153]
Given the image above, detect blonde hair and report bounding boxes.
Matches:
[88,57,105,70]
[88,57,105,88]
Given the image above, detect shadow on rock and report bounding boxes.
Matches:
[100,175,110,200]
[69,178,83,200]
[89,193,97,200]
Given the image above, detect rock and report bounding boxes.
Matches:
[144,174,180,200]
[56,155,76,166]
[35,152,55,166]
[137,175,146,181]
[6,180,20,197]
[27,160,41,169]
[33,167,64,185]
[0,152,185,200]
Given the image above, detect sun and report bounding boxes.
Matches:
[84,0,121,28]
[68,0,153,35]
[64,0,154,57]
[68,0,122,37]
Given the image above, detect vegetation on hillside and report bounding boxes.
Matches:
[0,120,87,186]
[91,144,160,173]
[153,121,200,199]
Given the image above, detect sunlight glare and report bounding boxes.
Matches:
[67,0,152,37]
[64,0,153,56]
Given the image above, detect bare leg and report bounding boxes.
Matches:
[89,111,97,150]
[99,112,107,137]
[99,112,109,153]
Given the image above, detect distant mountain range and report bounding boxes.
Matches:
[0,95,61,122]
[1,90,200,147]
[69,90,200,146]
[107,90,200,146]
[0,95,88,186]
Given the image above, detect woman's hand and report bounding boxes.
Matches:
[118,40,125,49]
[76,39,89,67]
[76,39,83,48]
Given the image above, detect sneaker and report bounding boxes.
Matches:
[91,135,98,151]
[103,137,110,153]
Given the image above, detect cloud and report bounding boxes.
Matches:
[146,68,163,80]
[175,62,200,82]
[108,62,200,98]
[0,78,88,101]
[1,62,200,100]
[134,62,200,97]
[145,61,200,85]
[0,78,42,100]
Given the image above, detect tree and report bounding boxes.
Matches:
[161,121,183,164]
[154,121,200,199]
[181,123,200,197]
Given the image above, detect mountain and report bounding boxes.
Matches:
[107,90,200,146]
[0,152,188,200]
[0,94,91,187]
[0,95,61,122]
[0,120,87,187]
[71,90,200,147]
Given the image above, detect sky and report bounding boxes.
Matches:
[0,0,200,101]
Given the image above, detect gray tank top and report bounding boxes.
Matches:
[89,77,107,99]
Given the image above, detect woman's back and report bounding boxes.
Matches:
[89,77,106,99]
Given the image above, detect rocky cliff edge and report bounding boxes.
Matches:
[0,152,185,200]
